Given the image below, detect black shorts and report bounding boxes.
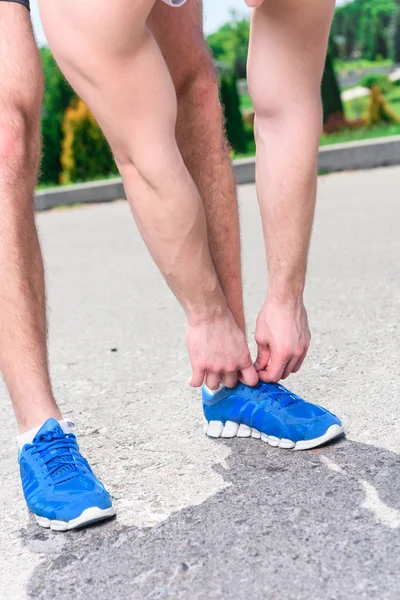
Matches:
[0,0,30,8]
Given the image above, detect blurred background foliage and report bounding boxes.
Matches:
[39,0,400,186]
[60,98,117,185]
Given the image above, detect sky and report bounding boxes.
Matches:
[30,0,252,46]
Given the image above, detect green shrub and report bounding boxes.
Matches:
[364,84,399,125]
[321,51,344,125]
[361,74,393,94]
[61,99,118,184]
[40,48,76,185]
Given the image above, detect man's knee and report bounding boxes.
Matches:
[0,106,41,183]
[174,49,221,117]
[249,69,322,134]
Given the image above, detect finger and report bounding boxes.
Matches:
[222,372,239,389]
[188,369,205,388]
[281,356,299,380]
[259,356,288,383]
[205,372,221,391]
[292,351,308,374]
[238,364,259,387]
[254,345,271,371]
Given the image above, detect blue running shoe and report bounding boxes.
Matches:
[203,382,343,450]
[19,419,115,531]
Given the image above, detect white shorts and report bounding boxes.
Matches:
[161,0,188,6]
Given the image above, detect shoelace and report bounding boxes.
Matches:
[32,431,87,485]
[249,382,302,408]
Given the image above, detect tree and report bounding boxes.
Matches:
[332,3,362,58]
[219,70,247,154]
[207,12,250,76]
[232,16,250,78]
[360,0,395,59]
[333,0,396,61]
[389,6,400,62]
[321,50,344,126]
[40,48,76,184]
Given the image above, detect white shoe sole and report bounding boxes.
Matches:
[35,506,116,531]
[204,419,344,451]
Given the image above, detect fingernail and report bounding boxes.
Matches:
[254,362,259,370]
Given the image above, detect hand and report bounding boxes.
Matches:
[187,311,259,390]
[254,296,311,382]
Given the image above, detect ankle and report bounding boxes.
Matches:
[17,418,74,450]
[17,409,63,435]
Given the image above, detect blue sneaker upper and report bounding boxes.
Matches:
[19,419,112,522]
[203,382,342,442]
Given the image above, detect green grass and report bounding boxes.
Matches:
[336,58,393,75]
[36,172,120,191]
[320,123,400,146]
[52,203,84,210]
[36,182,60,191]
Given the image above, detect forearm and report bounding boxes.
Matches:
[248,0,334,302]
[121,156,229,324]
[174,80,246,332]
[255,106,321,301]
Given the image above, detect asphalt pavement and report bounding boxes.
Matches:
[1,167,400,600]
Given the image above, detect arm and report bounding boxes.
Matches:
[127,150,258,390]
[247,0,335,382]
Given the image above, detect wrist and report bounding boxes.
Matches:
[185,282,231,326]
[267,279,305,306]
[187,302,231,327]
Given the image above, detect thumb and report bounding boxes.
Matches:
[254,344,271,371]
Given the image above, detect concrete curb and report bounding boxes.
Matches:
[35,178,126,211]
[35,136,400,211]
[318,135,400,173]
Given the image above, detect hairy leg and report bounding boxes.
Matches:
[38,0,257,390]
[0,3,61,432]
[247,0,335,382]
[148,0,246,333]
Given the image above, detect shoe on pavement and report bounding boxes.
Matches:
[19,418,115,531]
[203,382,344,450]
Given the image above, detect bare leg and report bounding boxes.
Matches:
[0,4,61,432]
[148,0,245,333]
[39,0,258,390]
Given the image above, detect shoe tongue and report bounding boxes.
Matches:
[33,418,78,481]
[33,418,64,443]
